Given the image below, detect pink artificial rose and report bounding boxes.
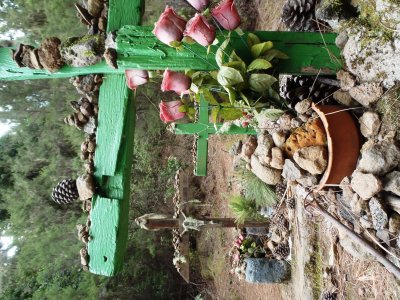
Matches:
[125,69,149,90]
[186,0,210,11]
[211,0,241,30]
[159,100,186,123]
[233,253,240,262]
[184,14,216,47]
[161,70,191,94]
[153,6,187,46]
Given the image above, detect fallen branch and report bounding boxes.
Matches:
[312,202,400,280]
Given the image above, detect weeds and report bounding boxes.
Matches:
[305,224,323,300]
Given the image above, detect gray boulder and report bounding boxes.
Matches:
[245,258,291,284]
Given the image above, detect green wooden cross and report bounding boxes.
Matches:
[0,0,341,276]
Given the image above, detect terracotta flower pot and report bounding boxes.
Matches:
[312,103,361,190]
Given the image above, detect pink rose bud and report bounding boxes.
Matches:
[153,6,187,46]
[184,14,216,47]
[234,240,241,248]
[233,253,240,262]
[161,70,191,94]
[125,69,149,90]
[159,100,186,123]
[186,0,210,11]
[211,0,241,30]
[242,121,249,127]
[238,234,244,241]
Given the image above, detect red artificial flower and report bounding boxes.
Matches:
[184,14,216,47]
[153,6,187,46]
[159,100,186,123]
[211,0,241,30]
[125,69,149,90]
[161,70,191,94]
[186,0,210,11]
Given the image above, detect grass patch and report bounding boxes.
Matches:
[228,195,264,225]
[305,224,323,300]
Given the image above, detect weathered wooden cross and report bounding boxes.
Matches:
[0,0,341,276]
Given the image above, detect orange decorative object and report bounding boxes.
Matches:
[312,103,361,190]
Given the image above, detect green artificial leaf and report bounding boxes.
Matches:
[256,108,285,121]
[249,74,277,93]
[224,61,246,74]
[216,38,230,67]
[210,71,219,81]
[202,89,219,105]
[267,88,281,101]
[170,41,183,49]
[219,107,243,120]
[217,66,244,87]
[211,106,220,123]
[239,92,251,107]
[247,59,273,72]
[251,41,273,58]
[247,33,261,48]
[235,28,245,36]
[223,86,237,104]
[178,105,187,113]
[263,49,289,61]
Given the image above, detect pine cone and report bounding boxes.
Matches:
[274,214,288,231]
[51,178,79,204]
[273,242,290,259]
[275,183,286,200]
[280,75,338,108]
[286,197,296,209]
[322,291,337,300]
[281,0,318,31]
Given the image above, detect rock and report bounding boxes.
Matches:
[351,171,382,200]
[76,174,96,200]
[37,37,64,73]
[350,193,366,215]
[61,35,105,67]
[376,230,390,246]
[229,140,243,156]
[337,70,356,91]
[277,113,293,131]
[270,147,284,170]
[383,171,400,196]
[83,117,97,135]
[333,89,359,107]
[282,159,304,181]
[290,117,303,129]
[296,175,318,187]
[241,136,258,161]
[349,83,384,107]
[369,197,388,230]
[359,111,381,137]
[250,155,282,185]
[293,146,328,175]
[358,141,400,175]
[260,206,275,218]
[340,176,354,202]
[245,227,268,236]
[245,258,291,284]
[335,31,349,49]
[254,131,274,166]
[272,131,286,148]
[360,215,373,229]
[389,213,400,234]
[270,231,282,244]
[315,0,358,30]
[294,99,312,114]
[298,114,309,123]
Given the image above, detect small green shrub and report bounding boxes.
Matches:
[228,195,264,225]
[236,169,276,206]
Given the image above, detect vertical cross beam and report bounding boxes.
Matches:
[173,96,256,176]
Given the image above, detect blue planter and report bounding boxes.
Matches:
[245,258,291,284]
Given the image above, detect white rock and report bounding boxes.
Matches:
[351,171,382,200]
[349,83,384,107]
[290,117,303,129]
[333,89,359,107]
[277,113,294,131]
[293,146,328,175]
[250,155,282,185]
[254,131,274,166]
[296,175,318,187]
[76,174,95,200]
[270,147,284,170]
[383,171,400,196]
[272,131,287,148]
[359,111,381,138]
[337,70,356,91]
[369,197,388,230]
[294,99,312,114]
[358,141,400,175]
[282,159,304,181]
